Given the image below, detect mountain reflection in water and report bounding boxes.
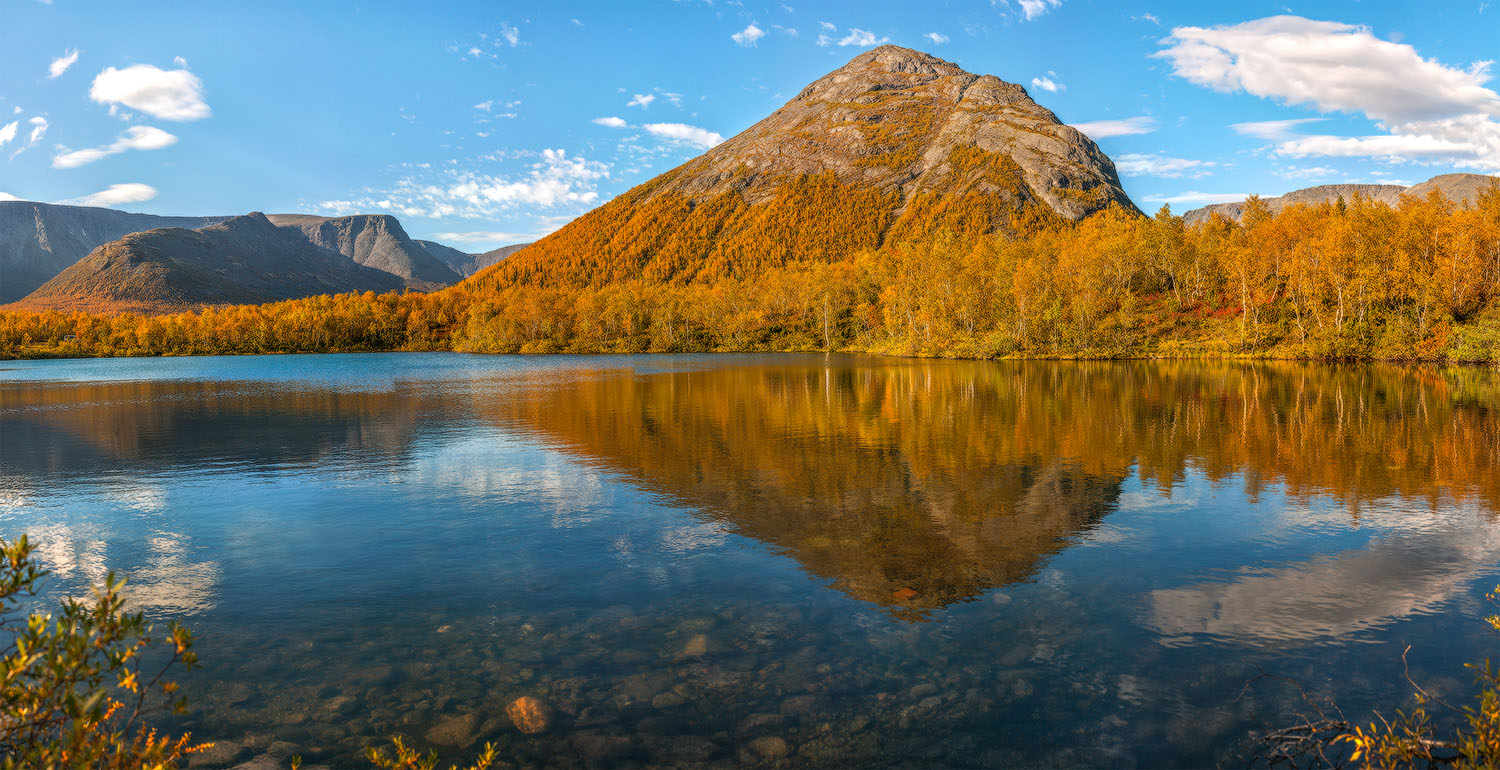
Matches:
[2,354,1498,767]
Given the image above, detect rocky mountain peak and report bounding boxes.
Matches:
[636,46,1132,220]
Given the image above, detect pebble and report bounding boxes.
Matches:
[748,735,793,760]
[909,683,939,699]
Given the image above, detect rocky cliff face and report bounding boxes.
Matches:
[12,213,405,313]
[0,202,225,303]
[1182,173,1497,224]
[267,214,461,289]
[469,46,1137,291]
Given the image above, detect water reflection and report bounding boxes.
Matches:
[3,355,1499,767]
[1151,505,1500,645]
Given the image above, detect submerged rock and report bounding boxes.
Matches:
[506,695,553,734]
[424,711,479,748]
[748,735,793,760]
[683,633,711,658]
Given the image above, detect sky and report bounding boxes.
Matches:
[1,0,1497,250]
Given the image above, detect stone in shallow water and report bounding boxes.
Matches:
[651,691,687,709]
[188,739,247,768]
[683,633,711,658]
[424,711,479,748]
[507,695,553,734]
[748,735,793,760]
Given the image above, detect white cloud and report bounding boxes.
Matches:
[318,149,610,220]
[925,32,949,44]
[433,231,528,244]
[48,47,80,78]
[1031,76,1064,93]
[1229,118,1327,140]
[89,64,210,121]
[52,125,178,169]
[819,21,835,31]
[1114,153,1216,178]
[627,93,656,109]
[592,116,628,128]
[732,24,766,46]
[1156,16,1498,124]
[1142,190,1250,205]
[499,23,520,47]
[837,28,888,47]
[1156,15,1500,168]
[1273,165,1339,180]
[643,122,724,149]
[0,192,21,202]
[63,183,158,207]
[1017,0,1063,21]
[1274,132,1487,162]
[0,121,16,146]
[1071,116,1158,137]
[816,34,832,46]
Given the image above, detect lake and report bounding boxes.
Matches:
[3,353,1499,768]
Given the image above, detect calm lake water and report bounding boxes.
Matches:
[3,353,1499,768]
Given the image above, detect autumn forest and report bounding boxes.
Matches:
[3,182,1499,363]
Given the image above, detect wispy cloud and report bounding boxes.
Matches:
[732,23,766,46]
[627,93,656,109]
[1017,0,1063,21]
[1071,116,1158,137]
[836,28,888,47]
[48,47,80,78]
[1141,190,1249,205]
[318,149,610,220]
[1229,118,1327,140]
[1031,73,1064,92]
[1114,152,1215,178]
[433,230,529,244]
[52,125,177,168]
[61,182,158,207]
[592,116,627,128]
[643,122,724,149]
[925,32,949,44]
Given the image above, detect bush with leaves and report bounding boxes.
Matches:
[1340,586,1500,768]
[1,534,204,769]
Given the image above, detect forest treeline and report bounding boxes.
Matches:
[2,183,1498,362]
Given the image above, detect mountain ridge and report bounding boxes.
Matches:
[10,212,406,314]
[1182,173,1497,224]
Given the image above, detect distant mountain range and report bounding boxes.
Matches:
[0,202,529,311]
[1182,173,1495,224]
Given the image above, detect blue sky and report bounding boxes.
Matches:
[1,0,1496,250]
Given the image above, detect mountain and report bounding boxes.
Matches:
[266,214,461,289]
[415,240,530,278]
[0,201,225,303]
[1182,173,1497,224]
[468,45,1135,291]
[10,213,405,314]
